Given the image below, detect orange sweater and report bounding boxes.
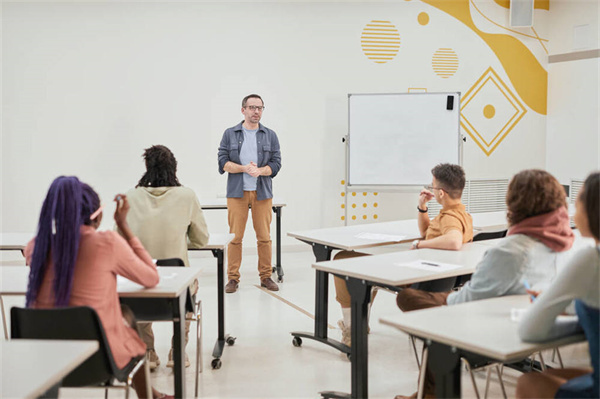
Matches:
[25,225,159,369]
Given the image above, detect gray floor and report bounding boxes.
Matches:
[1,248,591,398]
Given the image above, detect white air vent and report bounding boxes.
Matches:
[570,179,584,203]
[427,179,508,217]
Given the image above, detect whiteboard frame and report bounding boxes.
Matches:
[346,92,462,189]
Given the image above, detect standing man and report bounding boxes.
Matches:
[218,94,282,293]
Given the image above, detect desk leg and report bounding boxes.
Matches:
[291,244,349,354]
[321,278,370,399]
[172,293,187,399]
[272,206,284,283]
[211,249,235,369]
[428,342,461,399]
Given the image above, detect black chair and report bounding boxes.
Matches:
[120,258,204,397]
[11,306,149,399]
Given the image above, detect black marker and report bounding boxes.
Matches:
[421,261,439,267]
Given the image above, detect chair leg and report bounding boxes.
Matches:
[195,300,202,398]
[416,347,429,399]
[555,348,564,368]
[495,364,507,399]
[538,352,547,371]
[483,366,492,399]
[1,296,8,339]
[144,358,152,399]
[410,335,421,369]
[105,387,109,399]
[463,358,481,399]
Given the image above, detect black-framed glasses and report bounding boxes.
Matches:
[245,105,265,112]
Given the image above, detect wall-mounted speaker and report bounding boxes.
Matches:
[510,0,534,28]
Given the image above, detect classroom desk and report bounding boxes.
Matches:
[309,243,491,399]
[201,198,286,282]
[189,232,235,369]
[380,295,585,399]
[1,339,99,399]
[1,266,199,399]
[288,220,422,355]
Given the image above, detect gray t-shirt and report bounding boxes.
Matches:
[240,126,258,191]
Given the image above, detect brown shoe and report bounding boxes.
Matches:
[225,279,239,294]
[260,278,279,291]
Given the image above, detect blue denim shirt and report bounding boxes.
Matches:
[218,122,282,201]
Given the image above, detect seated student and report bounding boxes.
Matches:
[334,163,473,346]
[395,169,575,399]
[516,171,599,399]
[123,145,209,369]
[25,176,172,399]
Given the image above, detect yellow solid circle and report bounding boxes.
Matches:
[374,214,378,219]
[341,180,345,185]
[363,215,367,220]
[352,215,357,220]
[352,192,357,196]
[363,203,367,208]
[341,216,345,221]
[341,192,345,197]
[374,203,378,207]
[363,192,367,196]
[374,192,378,196]
[341,204,345,209]
[483,104,496,119]
[418,12,430,25]
[352,204,357,208]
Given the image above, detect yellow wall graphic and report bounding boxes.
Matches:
[432,48,459,79]
[421,0,547,115]
[461,67,527,156]
[361,20,401,64]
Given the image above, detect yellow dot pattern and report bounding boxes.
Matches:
[483,104,496,119]
[339,179,381,223]
[361,20,401,64]
[432,48,459,79]
[418,12,429,25]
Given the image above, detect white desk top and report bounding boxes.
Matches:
[0,233,32,250]
[190,233,234,250]
[312,242,490,286]
[200,198,286,209]
[1,339,99,399]
[288,220,422,250]
[380,295,585,362]
[1,266,200,298]
[471,211,507,233]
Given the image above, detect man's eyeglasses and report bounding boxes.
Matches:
[245,105,265,112]
[424,185,445,192]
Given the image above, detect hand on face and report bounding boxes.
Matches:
[113,194,130,229]
[418,189,434,208]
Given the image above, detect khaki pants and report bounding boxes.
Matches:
[227,191,273,281]
[333,251,370,308]
[140,279,198,351]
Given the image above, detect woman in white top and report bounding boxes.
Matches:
[517,171,599,399]
[123,145,209,369]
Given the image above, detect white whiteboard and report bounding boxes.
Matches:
[348,93,461,186]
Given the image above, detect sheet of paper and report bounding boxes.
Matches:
[355,232,406,242]
[117,272,177,289]
[393,259,463,272]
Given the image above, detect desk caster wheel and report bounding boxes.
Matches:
[226,336,236,346]
[277,276,283,283]
[346,353,351,361]
[211,358,222,369]
[292,336,302,347]
[272,267,276,273]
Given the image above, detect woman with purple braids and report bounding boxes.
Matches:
[24,176,172,399]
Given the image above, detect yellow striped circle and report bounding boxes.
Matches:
[361,20,401,64]
[432,48,459,79]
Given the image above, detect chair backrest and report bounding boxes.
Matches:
[121,257,193,320]
[10,306,120,387]
[473,230,507,241]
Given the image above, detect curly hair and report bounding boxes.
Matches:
[431,163,466,199]
[506,169,566,226]
[136,145,181,188]
[580,172,599,240]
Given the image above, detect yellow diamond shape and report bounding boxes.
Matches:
[461,67,527,156]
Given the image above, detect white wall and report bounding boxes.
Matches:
[0,1,582,247]
[545,0,600,184]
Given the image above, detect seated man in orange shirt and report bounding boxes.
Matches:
[334,163,473,346]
